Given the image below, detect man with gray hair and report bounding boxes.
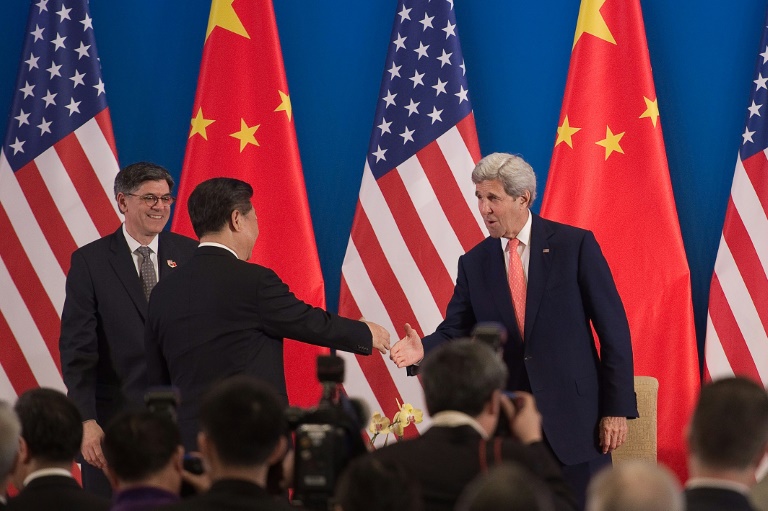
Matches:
[0,401,21,510]
[392,153,637,508]
[586,461,683,511]
[59,162,199,496]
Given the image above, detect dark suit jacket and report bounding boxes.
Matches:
[145,246,373,449]
[421,214,638,466]
[159,478,294,511]
[369,425,577,511]
[685,487,756,511]
[59,227,198,424]
[7,475,111,511]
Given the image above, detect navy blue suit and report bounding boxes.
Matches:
[422,214,638,466]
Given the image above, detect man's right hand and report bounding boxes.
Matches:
[500,391,543,444]
[391,323,424,368]
[363,320,391,354]
[81,419,107,469]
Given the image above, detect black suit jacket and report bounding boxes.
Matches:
[145,246,373,449]
[59,227,198,424]
[685,487,756,511]
[369,425,578,511]
[422,214,638,465]
[159,478,294,511]
[7,475,111,511]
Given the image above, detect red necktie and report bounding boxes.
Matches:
[507,238,526,338]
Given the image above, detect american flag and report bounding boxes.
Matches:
[0,0,120,400]
[705,10,768,385]
[338,0,485,440]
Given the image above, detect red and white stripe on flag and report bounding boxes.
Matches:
[0,0,120,401]
[705,8,768,386]
[337,0,485,444]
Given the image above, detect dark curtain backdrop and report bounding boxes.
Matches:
[2,1,765,372]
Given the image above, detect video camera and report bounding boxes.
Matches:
[286,355,368,511]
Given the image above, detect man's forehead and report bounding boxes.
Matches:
[135,179,170,192]
[475,179,506,195]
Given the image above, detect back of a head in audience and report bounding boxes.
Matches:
[586,461,683,511]
[0,400,21,487]
[688,376,768,479]
[198,376,287,479]
[455,462,555,511]
[102,410,184,493]
[13,388,81,479]
[334,455,422,511]
[420,338,507,417]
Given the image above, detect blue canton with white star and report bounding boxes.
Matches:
[367,0,472,179]
[741,20,768,161]
[2,0,108,172]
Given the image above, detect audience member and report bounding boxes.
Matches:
[586,460,682,511]
[8,388,109,511]
[0,401,21,510]
[334,455,422,511]
[102,411,184,510]
[159,376,293,511]
[685,376,768,511]
[369,339,577,511]
[455,462,556,511]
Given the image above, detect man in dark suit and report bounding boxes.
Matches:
[145,177,390,449]
[684,377,768,511]
[59,162,199,497]
[392,153,638,508]
[8,388,110,511]
[0,401,20,510]
[160,376,295,511]
[370,339,577,511]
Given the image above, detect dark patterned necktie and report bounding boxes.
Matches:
[135,246,157,301]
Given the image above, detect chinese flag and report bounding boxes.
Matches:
[172,0,325,406]
[541,0,699,480]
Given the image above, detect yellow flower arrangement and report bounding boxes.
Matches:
[368,400,423,446]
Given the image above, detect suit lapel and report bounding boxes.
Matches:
[525,214,552,341]
[108,227,148,319]
[157,232,181,279]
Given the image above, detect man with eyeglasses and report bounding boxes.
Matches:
[59,162,198,498]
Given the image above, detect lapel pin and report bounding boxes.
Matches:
[167,260,177,268]
[543,248,550,253]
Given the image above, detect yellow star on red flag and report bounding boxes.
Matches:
[595,125,625,159]
[206,0,250,41]
[573,0,616,48]
[189,107,215,140]
[230,118,260,152]
[274,90,292,121]
[556,116,581,148]
[639,96,660,127]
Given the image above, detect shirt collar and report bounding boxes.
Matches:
[199,241,239,259]
[23,467,74,487]
[685,477,751,495]
[429,410,489,439]
[503,209,532,251]
[123,223,159,254]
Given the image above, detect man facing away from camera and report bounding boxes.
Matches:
[145,177,391,450]
[370,339,577,511]
[391,153,638,508]
[59,162,198,497]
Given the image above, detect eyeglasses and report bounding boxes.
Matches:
[126,193,176,207]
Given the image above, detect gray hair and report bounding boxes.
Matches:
[113,161,174,197]
[0,400,20,478]
[471,153,537,203]
[421,339,508,417]
[586,461,683,511]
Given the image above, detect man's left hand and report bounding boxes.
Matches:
[599,416,627,454]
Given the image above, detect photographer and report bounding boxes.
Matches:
[102,410,185,510]
[369,339,577,511]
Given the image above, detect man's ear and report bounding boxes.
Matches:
[485,389,501,417]
[519,190,531,207]
[17,437,29,465]
[172,445,185,473]
[266,436,288,466]
[116,193,127,214]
